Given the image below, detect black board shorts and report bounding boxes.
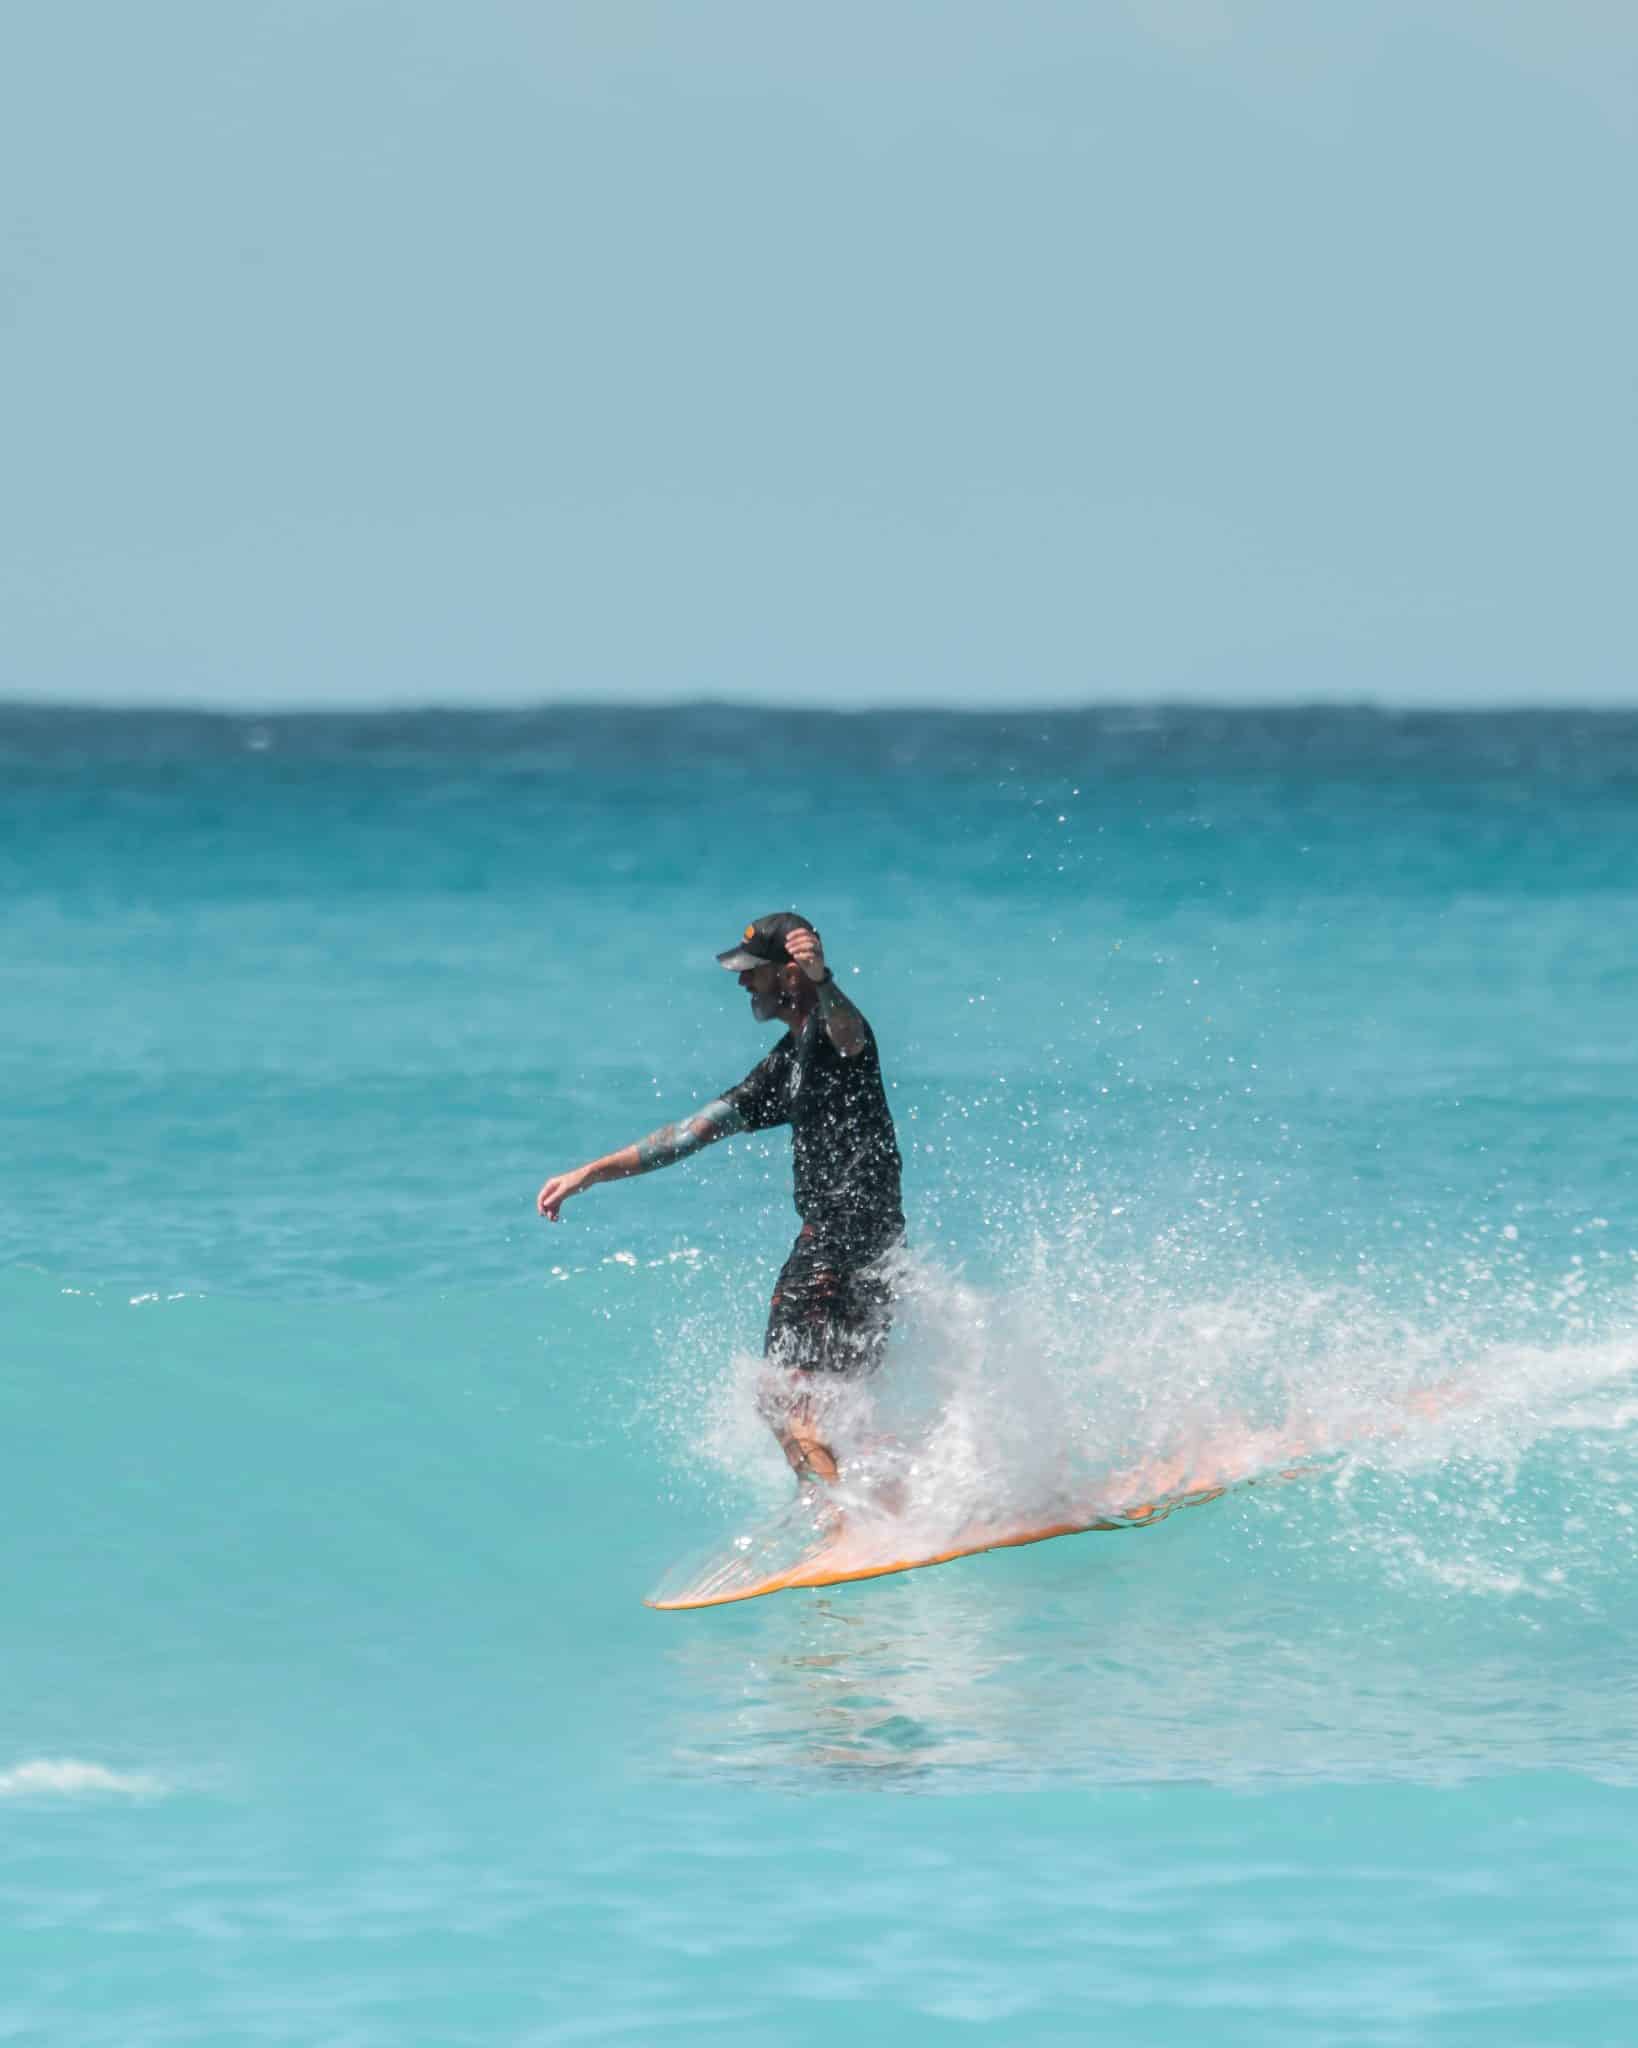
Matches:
[763,1224,898,1378]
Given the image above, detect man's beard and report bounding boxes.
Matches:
[750,989,785,1023]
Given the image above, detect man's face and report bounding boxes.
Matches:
[738,961,789,1023]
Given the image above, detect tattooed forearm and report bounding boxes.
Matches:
[814,975,868,1056]
[633,1097,745,1172]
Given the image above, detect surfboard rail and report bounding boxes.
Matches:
[645,1483,1235,1611]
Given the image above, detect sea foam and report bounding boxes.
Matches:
[0,1758,164,1800]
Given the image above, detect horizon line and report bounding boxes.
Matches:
[3,694,1635,720]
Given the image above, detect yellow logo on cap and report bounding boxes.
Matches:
[745,925,756,942]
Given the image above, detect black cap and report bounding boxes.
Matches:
[716,910,812,972]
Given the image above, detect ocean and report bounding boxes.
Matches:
[4,703,1637,2044]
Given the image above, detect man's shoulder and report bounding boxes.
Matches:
[809,1013,881,1072]
[729,1032,794,1090]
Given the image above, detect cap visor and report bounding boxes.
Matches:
[716,947,766,970]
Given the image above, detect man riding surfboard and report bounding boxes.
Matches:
[536,913,905,1484]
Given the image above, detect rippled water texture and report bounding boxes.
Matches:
[4,706,1637,2043]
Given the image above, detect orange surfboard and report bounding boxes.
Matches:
[645,1482,1235,1611]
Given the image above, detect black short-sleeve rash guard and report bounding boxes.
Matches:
[725,1013,904,1258]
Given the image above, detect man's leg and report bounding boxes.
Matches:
[774,1393,840,1483]
[761,1234,839,1479]
[759,1234,894,1484]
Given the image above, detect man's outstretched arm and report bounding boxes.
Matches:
[537,1097,745,1220]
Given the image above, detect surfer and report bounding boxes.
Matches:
[536,912,905,1487]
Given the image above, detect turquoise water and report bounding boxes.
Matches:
[5,705,1638,2044]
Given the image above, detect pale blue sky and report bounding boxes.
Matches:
[3,2,1633,708]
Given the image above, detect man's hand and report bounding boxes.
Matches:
[537,1166,589,1221]
[785,925,828,982]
